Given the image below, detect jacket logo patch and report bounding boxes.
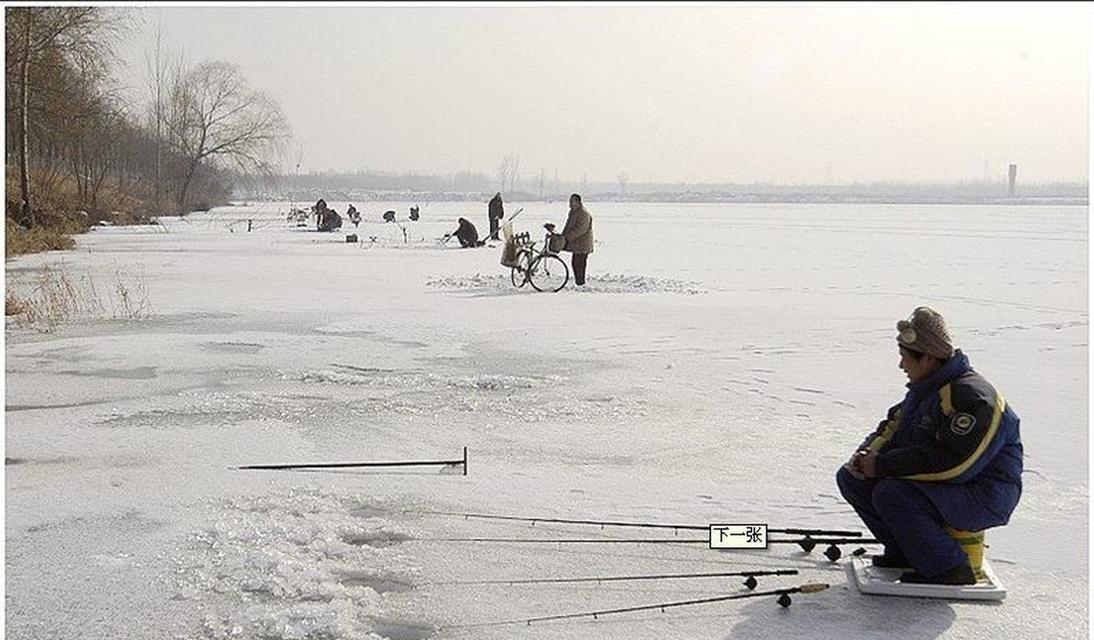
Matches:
[950,413,977,436]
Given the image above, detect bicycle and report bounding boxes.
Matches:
[509,223,570,292]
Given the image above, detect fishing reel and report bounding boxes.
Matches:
[795,536,848,562]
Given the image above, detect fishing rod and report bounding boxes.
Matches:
[421,537,708,544]
[441,208,525,245]
[236,446,468,475]
[418,536,872,545]
[431,568,799,590]
[442,582,830,629]
[421,510,864,537]
[416,536,877,561]
[506,207,526,226]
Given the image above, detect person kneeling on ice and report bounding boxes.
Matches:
[836,306,1023,585]
[445,217,484,248]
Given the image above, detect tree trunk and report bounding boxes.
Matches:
[18,14,33,227]
[177,158,199,211]
[155,131,162,211]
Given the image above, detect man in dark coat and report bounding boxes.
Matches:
[313,199,328,231]
[447,217,482,248]
[488,192,504,240]
[318,208,342,232]
[836,307,1023,585]
[558,193,594,286]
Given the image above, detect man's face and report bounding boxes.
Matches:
[899,347,936,383]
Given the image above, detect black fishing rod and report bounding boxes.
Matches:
[421,537,708,544]
[422,510,864,537]
[431,568,799,589]
[442,582,830,629]
[236,447,468,475]
[419,536,873,545]
[417,536,877,561]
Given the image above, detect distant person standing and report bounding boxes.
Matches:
[488,192,504,240]
[558,193,594,286]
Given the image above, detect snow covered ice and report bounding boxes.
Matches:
[5,201,1088,639]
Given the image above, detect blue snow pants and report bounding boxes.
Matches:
[836,467,968,577]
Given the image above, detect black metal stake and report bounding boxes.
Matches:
[236,448,469,474]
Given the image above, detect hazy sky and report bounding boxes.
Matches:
[113,3,1090,184]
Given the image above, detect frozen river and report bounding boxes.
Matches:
[5,200,1087,639]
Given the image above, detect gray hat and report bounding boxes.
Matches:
[896,306,954,360]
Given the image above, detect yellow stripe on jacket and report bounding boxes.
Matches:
[865,413,901,452]
[903,394,1006,482]
[939,384,954,416]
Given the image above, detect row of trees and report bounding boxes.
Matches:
[5,7,291,228]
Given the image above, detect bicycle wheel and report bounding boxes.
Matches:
[528,254,569,292]
[511,265,527,288]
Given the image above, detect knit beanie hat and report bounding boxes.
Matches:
[896,306,954,360]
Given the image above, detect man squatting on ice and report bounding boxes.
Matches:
[448,217,483,248]
[836,307,1023,585]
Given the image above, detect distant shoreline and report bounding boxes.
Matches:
[234,191,1088,207]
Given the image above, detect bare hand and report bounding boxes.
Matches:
[854,450,879,478]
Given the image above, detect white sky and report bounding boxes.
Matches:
[111,2,1091,184]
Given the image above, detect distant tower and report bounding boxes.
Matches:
[1008,164,1018,197]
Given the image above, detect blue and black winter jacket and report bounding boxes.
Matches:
[859,350,1023,527]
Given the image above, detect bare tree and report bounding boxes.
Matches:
[143,18,183,213]
[496,155,512,193]
[165,61,290,211]
[60,85,114,209]
[496,153,520,193]
[5,6,123,226]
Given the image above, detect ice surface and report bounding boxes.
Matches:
[5,201,1087,639]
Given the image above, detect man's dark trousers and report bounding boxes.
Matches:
[836,467,968,577]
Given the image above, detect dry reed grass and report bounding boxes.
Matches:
[6,262,152,331]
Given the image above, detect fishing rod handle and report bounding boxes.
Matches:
[799,583,830,594]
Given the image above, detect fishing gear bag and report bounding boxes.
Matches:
[548,234,566,253]
[501,237,520,267]
[500,222,520,267]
